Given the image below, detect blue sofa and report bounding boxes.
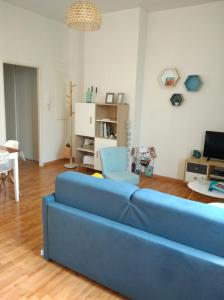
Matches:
[43,172,224,300]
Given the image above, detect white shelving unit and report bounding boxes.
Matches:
[74,103,129,171]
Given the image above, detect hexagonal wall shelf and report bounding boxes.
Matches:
[170,94,183,106]
[160,68,180,88]
[184,75,202,92]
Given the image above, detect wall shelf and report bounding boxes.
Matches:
[185,75,202,92]
[170,94,183,106]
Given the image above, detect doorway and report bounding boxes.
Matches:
[3,63,39,161]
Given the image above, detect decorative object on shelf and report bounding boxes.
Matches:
[85,86,98,103]
[64,81,77,169]
[105,93,115,104]
[67,0,102,31]
[160,68,180,88]
[85,87,92,103]
[83,138,94,147]
[130,146,157,177]
[192,150,202,159]
[170,94,183,106]
[184,75,202,91]
[91,86,98,102]
[116,93,124,104]
[83,155,94,166]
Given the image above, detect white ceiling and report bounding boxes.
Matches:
[3,0,222,22]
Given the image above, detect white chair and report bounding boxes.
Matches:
[0,151,13,186]
[5,140,19,149]
[0,140,19,186]
[4,140,25,160]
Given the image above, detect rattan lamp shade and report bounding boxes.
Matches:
[67,0,101,31]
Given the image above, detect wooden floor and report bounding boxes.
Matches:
[0,161,221,300]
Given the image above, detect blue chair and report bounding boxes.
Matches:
[100,147,139,185]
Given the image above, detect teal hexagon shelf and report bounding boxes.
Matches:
[185,75,202,92]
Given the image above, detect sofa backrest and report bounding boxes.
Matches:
[128,188,224,258]
[55,172,138,223]
[100,147,129,173]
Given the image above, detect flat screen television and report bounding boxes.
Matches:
[203,131,224,160]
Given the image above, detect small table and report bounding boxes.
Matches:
[188,180,224,199]
[0,146,20,202]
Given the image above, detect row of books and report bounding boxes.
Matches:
[99,122,115,139]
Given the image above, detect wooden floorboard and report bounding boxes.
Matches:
[0,161,221,299]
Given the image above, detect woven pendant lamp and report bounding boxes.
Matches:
[67,0,102,31]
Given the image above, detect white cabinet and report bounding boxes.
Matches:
[94,137,117,171]
[75,103,129,170]
[75,103,95,137]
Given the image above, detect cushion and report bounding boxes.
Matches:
[55,172,138,224]
[92,172,104,179]
[128,188,224,257]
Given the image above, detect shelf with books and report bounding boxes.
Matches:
[74,103,129,171]
[96,121,117,139]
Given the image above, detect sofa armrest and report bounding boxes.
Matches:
[42,193,55,260]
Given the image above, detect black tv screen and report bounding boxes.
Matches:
[203,131,224,160]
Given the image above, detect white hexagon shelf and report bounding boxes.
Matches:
[159,68,180,88]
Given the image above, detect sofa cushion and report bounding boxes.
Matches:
[129,188,224,258]
[55,172,138,224]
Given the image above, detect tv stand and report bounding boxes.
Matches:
[185,157,224,198]
[184,157,224,182]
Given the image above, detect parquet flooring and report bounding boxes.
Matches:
[0,160,220,299]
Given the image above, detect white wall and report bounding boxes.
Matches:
[1,0,223,176]
[141,2,224,179]
[4,64,16,141]
[0,0,83,164]
[84,8,146,145]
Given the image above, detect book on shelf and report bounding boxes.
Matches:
[100,122,114,138]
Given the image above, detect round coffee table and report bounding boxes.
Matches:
[188,180,224,199]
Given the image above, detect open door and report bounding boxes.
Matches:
[3,64,39,161]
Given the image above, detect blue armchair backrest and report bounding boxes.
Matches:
[100,147,129,174]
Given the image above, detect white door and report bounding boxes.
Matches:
[94,137,117,171]
[75,103,95,137]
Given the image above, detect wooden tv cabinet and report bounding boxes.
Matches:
[184,157,224,182]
